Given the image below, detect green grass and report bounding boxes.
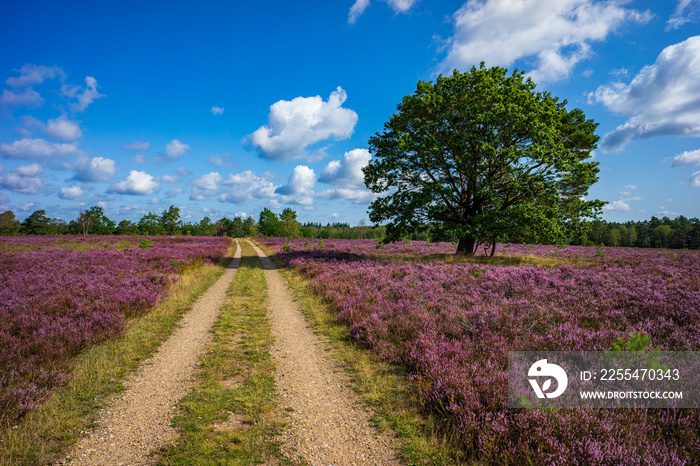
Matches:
[0,243,234,466]
[161,240,290,465]
[255,241,469,465]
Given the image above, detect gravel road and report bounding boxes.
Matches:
[248,240,401,466]
[59,240,241,465]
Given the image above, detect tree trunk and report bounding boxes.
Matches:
[490,239,497,257]
[456,237,477,255]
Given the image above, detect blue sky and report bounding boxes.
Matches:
[1,0,699,226]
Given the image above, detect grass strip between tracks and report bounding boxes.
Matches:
[161,239,289,465]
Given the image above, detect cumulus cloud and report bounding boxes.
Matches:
[210,106,224,115]
[276,165,316,205]
[220,170,277,204]
[190,172,222,200]
[164,139,191,160]
[246,87,358,161]
[0,163,45,194]
[691,170,700,187]
[0,138,83,162]
[110,170,159,195]
[72,156,117,182]
[61,76,104,112]
[124,140,150,151]
[603,199,631,212]
[672,149,700,166]
[590,36,700,152]
[0,88,44,107]
[667,0,700,30]
[58,185,84,201]
[319,148,371,187]
[437,0,651,82]
[317,148,375,204]
[45,116,83,141]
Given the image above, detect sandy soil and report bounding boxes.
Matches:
[59,240,242,465]
[247,239,401,466]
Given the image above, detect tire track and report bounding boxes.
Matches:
[247,239,401,466]
[60,240,241,465]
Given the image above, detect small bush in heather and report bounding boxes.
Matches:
[139,238,153,249]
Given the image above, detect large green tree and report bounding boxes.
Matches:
[363,64,604,255]
[0,211,20,236]
[257,208,280,237]
[279,207,301,239]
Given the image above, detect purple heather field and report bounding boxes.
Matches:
[260,238,700,465]
[0,235,230,423]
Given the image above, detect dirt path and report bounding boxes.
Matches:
[60,240,242,466]
[247,240,401,466]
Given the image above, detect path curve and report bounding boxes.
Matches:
[248,239,401,466]
[61,240,241,465]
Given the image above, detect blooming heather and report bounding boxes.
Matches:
[260,238,700,464]
[0,235,230,423]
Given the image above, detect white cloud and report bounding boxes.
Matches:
[625,184,637,190]
[166,187,184,198]
[160,175,179,183]
[348,0,418,23]
[0,138,83,161]
[19,202,37,212]
[61,76,104,112]
[164,139,191,160]
[124,140,150,151]
[208,153,236,167]
[590,36,700,152]
[0,88,44,107]
[690,170,700,187]
[603,199,630,212]
[58,185,84,201]
[110,170,159,195]
[319,148,371,188]
[437,0,651,82]
[317,149,375,204]
[175,166,193,176]
[667,0,699,30]
[673,149,700,166]
[220,170,277,204]
[190,172,222,200]
[45,116,82,141]
[0,163,45,194]
[276,165,317,206]
[349,0,371,23]
[210,106,224,115]
[0,193,8,205]
[276,165,316,195]
[246,87,358,161]
[6,64,64,87]
[72,156,117,182]
[131,154,148,164]
[318,187,377,204]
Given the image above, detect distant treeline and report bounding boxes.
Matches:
[1,206,699,250]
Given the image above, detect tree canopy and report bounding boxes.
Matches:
[363,64,604,255]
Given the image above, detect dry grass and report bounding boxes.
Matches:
[0,245,234,466]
